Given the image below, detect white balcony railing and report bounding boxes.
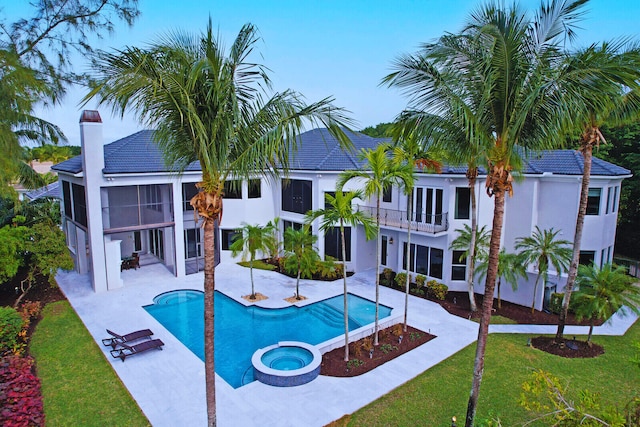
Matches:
[357,205,448,234]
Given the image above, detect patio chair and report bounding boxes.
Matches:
[102,328,153,349]
[110,339,165,362]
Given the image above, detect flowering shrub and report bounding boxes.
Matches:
[426,280,448,300]
[0,355,44,426]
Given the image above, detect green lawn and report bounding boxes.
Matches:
[345,320,640,426]
[29,299,639,426]
[30,301,150,427]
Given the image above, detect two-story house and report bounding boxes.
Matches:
[53,110,630,310]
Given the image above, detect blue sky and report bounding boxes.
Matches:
[5,0,639,145]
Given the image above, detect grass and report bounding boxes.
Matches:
[342,319,640,426]
[471,314,518,325]
[30,301,150,426]
[238,259,277,271]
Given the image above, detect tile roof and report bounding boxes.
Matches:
[24,181,61,201]
[52,129,630,177]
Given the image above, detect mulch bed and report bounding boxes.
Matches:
[531,336,604,358]
[321,325,435,377]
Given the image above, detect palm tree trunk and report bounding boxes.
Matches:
[531,273,542,314]
[296,267,301,300]
[467,169,479,312]
[466,188,506,427]
[374,195,381,346]
[340,220,350,362]
[557,137,594,340]
[497,278,502,309]
[250,259,255,299]
[587,320,594,343]
[404,189,413,332]
[203,217,216,427]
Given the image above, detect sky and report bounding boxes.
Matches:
[4,0,640,145]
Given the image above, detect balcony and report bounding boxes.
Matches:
[357,205,449,234]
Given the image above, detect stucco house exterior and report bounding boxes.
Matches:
[53,110,631,311]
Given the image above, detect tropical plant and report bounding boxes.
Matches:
[306,190,375,361]
[556,42,640,340]
[516,227,572,314]
[230,222,273,299]
[84,22,352,426]
[475,249,527,309]
[337,144,413,345]
[391,130,441,331]
[383,2,593,424]
[264,217,282,261]
[0,0,139,194]
[572,263,640,343]
[450,224,491,305]
[283,226,319,300]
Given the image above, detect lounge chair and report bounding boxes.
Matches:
[102,328,153,349]
[110,339,164,362]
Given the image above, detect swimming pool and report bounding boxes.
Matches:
[144,290,392,388]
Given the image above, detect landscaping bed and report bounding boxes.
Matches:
[321,324,435,377]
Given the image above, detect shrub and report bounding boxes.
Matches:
[548,292,564,314]
[426,280,448,300]
[415,274,426,288]
[0,355,44,427]
[0,308,23,355]
[316,258,339,280]
[394,272,408,289]
[381,268,395,286]
[346,358,364,370]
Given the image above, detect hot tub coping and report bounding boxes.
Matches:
[252,341,322,378]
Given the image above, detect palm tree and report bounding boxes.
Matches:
[390,131,441,332]
[230,222,273,300]
[450,224,491,306]
[516,227,572,314]
[383,2,591,424]
[556,42,640,340]
[84,22,352,427]
[572,263,640,343]
[337,143,413,345]
[305,190,376,361]
[475,249,527,309]
[283,225,318,300]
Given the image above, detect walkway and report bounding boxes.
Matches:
[55,263,637,427]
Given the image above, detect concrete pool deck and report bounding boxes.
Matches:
[55,262,637,427]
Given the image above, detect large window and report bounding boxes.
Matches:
[282,179,312,214]
[71,183,87,227]
[248,179,261,199]
[455,187,471,220]
[579,250,595,266]
[182,183,199,211]
[221,229,240,250]
[451,250,467,281]
[410,187,443,225]
[402,243,443,279]
[324,227,351,261]
[382,185,392,203]
[606,186,618,214]
[184,228,202,259]
[62,181,72,219]
[324,191,336,209]
[224,180,242,199]
[586,188,601,215]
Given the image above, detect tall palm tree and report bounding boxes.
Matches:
[306,190,376,361]
[390,131,441,332]
[84,22,352,427]
[556,42,640,340]
[573,263,640,343]
[337,144,413,345]
[383,2,590,424]
[516,227,572,314]
[230,222,273,300]
[283,225,318,300]
[475,248,527,309]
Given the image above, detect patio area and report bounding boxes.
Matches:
[56,262,480,426]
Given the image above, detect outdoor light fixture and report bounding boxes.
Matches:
[389,237,394,244]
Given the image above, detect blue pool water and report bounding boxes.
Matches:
[144,290,392,388]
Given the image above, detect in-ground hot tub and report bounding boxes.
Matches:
[251,341,322,387]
